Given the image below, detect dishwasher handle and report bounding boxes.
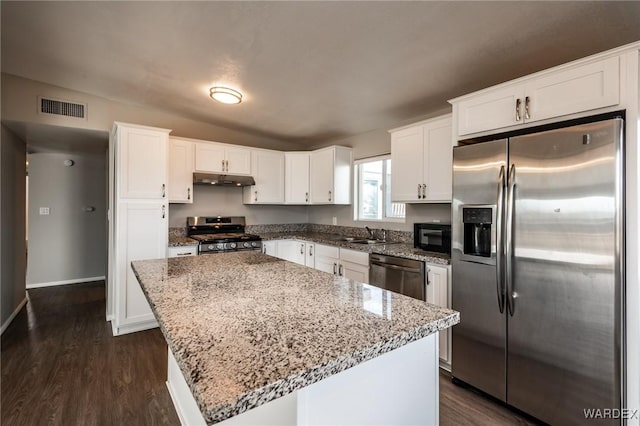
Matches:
[369,260,422,273]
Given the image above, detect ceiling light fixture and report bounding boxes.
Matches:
[209,86,242,105]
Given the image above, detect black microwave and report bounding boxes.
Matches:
[414,223,451,254]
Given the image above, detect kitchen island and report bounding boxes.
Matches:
[132,252,459,425]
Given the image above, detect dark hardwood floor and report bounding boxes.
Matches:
[2,281,537,425]
[1,281,179,425]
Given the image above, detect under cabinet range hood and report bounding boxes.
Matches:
[193,173,255,187]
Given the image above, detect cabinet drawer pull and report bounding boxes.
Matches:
[515,98,522,121]
[333,263,337,275]
[177,252,191,256]
[524,96,530,120]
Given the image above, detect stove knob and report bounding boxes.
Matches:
[216,243,224,250]
[207,245,214,250]
[229,243,237,249]
[243,242,251,248]
[251,242,258,247]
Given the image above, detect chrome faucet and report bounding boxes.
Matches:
[365,226,375,239]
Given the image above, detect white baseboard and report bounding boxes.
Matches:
[1,297,27,335]
[111,318,159,336]
[27,276,105,289]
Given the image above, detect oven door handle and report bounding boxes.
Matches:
[370,261,422,273]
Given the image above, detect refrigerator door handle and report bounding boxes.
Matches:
[496,165,506,313]
[506,164,516,316]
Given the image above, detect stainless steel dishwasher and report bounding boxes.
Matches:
[369,254,426,301]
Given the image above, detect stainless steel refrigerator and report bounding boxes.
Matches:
[451,118,624,425]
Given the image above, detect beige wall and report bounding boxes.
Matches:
[1,73,300,151]
[168,185,309,228]
[27,151,107,285]
[1,125,27,328]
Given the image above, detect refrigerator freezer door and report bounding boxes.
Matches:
[451,139,508,401]
[507,119,623,425]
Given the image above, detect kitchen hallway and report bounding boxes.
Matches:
[1,282,537,425]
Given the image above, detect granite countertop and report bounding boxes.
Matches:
[132,252,459,424]
[168,236,198,247]
[258,232,451,265]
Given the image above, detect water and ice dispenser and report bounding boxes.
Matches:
[462,207,493,258]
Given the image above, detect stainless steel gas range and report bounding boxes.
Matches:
[187,216,262,254]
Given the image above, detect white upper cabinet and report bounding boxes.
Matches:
[168,138,194,203]
[453,55,620,137]
[285,152,311,204]
[117,124,169,199]
[390,115,452,203]
[310,146,352,205]
[243,149,285,204]
[194,142,251,175]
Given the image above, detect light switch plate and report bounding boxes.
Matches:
[39,207,50,215]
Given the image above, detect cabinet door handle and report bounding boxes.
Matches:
[162,184,166,198]
[226,160,229,171]
[221,159,225,171]
[309,246,313,256]
[426,268,430,285]
[417,184,422,199]
[177,252,191,256]
[328,190,332,202]
[422,184,426,199]
[333,263,337,275]
[300,244,304,255]
[255,191,258,202]
[162,205,166,219]
[524,96,530,120]
[262,246,266,254]
[515,98,522,121]
[305,192,309,203]
[187,187,191,200]
[338,264,344,276]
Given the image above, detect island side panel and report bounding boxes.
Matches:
[297,333,439,426]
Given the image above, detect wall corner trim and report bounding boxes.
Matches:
[1,297,28,335]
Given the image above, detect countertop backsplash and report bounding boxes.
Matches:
[172,223,414,243]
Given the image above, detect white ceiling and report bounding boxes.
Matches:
[3,1,640,147]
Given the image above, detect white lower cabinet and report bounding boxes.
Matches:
[167,246,197,258]
[276,240,314,267]
[338,248,369,283]
[114,201,167,334]
[314,244,369,283]
[314,244,340,275]
[261,240,278,256]
[426,264,451,366]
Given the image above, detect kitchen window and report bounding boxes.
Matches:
[354,155,405,222]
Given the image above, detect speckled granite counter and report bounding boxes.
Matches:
[132,252,459,424]
[258,232,451,265]
[168,236,198,247]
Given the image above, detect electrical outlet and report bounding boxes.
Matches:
[39,207,50,215]
[332,216,337,225]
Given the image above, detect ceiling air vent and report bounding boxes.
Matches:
[38,96,87,120]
